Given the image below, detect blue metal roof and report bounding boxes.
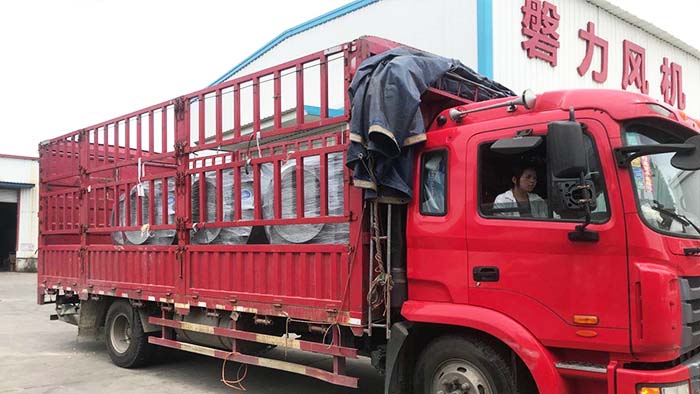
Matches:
[208,0,378,87]
[304,105,344,118]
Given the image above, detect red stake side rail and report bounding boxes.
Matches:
[38,36,475,325]
[38,36,476,323]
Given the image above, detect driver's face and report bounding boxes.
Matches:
[518,168,537,192]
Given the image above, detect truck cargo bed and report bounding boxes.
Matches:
[38,36,474,330]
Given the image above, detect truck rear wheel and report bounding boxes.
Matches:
[105,300,154,368]
[413,336,517,394]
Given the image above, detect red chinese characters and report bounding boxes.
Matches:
[660,57,686,110]
[518,1,690,109]
[577,22,608,83]
[622,40,649,94]
[521,0,560,67]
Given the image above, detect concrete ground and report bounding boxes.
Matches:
[0,273,383,394]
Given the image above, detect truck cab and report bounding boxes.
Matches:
[398,89,700,393]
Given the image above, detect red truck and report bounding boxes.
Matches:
[38,36,700,394]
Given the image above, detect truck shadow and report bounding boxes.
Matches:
[75,339,383,394]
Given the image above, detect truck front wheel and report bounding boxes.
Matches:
[105,300,154,368]
[413,335,517,394]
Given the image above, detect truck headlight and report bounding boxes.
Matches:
[638,382,690,394]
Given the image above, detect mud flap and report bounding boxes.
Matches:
[78,299,108,338]
[137,307,160,333]
[385,321,414,394]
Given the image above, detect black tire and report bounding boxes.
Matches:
[104,300,154,368]
[414,335,517,394]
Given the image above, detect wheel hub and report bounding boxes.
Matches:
[432,359,492,394]
[110,313,132,354]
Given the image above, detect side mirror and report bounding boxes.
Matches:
[547,118,599,242]
[671,135,700,170]
[547,120,597,217]
[547,121,587,178]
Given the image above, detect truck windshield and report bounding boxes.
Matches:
[625,125,700,238]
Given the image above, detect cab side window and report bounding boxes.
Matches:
[478,133,610,222]
[420,150,447,216]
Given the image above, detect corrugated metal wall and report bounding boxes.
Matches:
[492,0,700,115]
[0,158,39,261]
[17,187,39,258]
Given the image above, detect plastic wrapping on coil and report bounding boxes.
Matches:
[325,152,349,244]
[190,169,257,245]
[112,178,176,245]
[262,152,349,244]
[111,209,125,245]
[190,172,221,244]
[218,168,259,244]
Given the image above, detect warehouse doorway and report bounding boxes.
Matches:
[0,202,18,271]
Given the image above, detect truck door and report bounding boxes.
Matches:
[466,118,630,352]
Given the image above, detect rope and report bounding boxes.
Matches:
[243,132,257,175]
[356,153,394,319]
[281,313,342,358]
[221,352,248,391]
[367,199,393,316]
[336,199,366,313]
[217,152,386,389]
[321,323,342,350]
[275,192,369,343]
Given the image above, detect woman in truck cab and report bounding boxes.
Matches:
[493,164,548,218]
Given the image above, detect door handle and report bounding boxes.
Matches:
[684,247,700,256]
[473,266,499,282]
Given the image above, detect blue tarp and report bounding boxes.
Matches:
[346,47,514,202]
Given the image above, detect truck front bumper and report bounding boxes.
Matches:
[616,352,700,394]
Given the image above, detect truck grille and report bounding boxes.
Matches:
[680,277,700,354]
[682,351,700,394]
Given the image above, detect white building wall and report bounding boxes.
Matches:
[0,157,38,185]
[226,0,699,117]
[0,156,39,271]
[492,0,700,115]
[207,0,480,138]
[234,0,479,79]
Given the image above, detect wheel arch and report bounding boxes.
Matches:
[78,296,159,336]
[387,301,565,394]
